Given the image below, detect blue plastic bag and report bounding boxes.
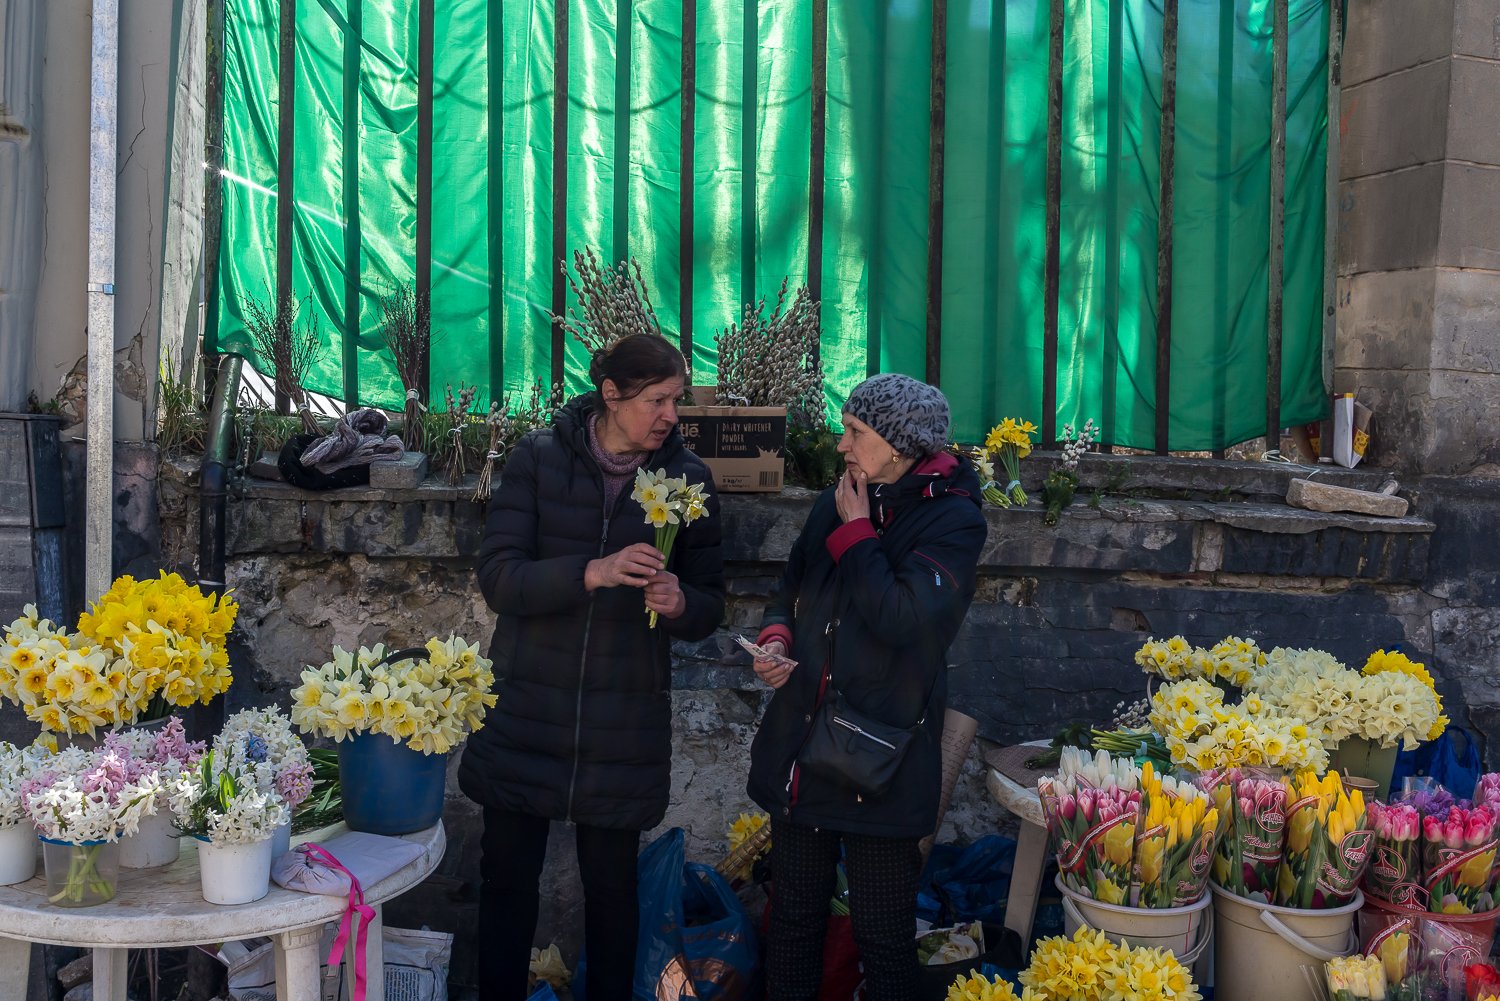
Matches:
[917,835,1016,926]
[1391,725,1482,798]
[578,828,759,1001]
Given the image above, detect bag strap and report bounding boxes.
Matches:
[822,562,941,730]
[302,843,377,1001]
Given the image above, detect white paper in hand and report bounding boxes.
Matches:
[734,634,798,671]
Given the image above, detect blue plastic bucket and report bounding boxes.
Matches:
[338,732,448,835]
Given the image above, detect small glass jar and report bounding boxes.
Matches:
[41,838,121,907]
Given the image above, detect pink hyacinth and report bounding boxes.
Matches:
[275,762,314,809]
[1475,773,1500,810]
[151,717,205,767]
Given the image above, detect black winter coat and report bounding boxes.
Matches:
[458,396,725,830]
[746,454,987,838]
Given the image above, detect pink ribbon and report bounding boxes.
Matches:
[302,844,377,1001]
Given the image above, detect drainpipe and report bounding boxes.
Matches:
[198,353,242,595]
[85,0,122,600]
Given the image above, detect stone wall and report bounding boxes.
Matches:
[144,451,1500,991]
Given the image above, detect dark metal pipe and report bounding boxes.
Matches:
[198,353,244,595]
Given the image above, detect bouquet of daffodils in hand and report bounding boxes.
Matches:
[292,636,497,754]
[630,467,711,627]
[1274,770,1372,909]
[979,418,1037,508]
[167,750,290,846]
[1038,748,1141,905]
[217,707,314,813]
[1135,761,1222,908]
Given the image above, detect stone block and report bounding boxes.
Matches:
[1340,60,1451,179]
[368,451,429,489]
[1287,477,1409,517]
[1337,165,1446,274]
[1453,0,1500,60]
[1448,58,1500,166]
[1439,163,1500,270]
[1432,268,1500,375]
[57,954,91,989]
[1343,1,1454,87]
[1335,270,1436,374]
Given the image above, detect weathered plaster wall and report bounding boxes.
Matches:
[146,453,1493,990]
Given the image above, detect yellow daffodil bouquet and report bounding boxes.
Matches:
[629,467,710,627]
[291,636,497,755]
[0,573,237,737]
[980,418,1037,508]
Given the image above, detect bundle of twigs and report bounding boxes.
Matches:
[379,281,432,452]
[440,383,479,486]
[715,279,825,428]
[472,401,511,503]
[243,288,324,434]
[553,248,662,354]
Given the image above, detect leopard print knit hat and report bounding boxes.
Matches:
[841,373,951,458]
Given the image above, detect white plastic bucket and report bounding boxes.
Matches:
[120,810,180,869]
[1210,882,1362,1001]
[196,836,274,905]
[1056,874,1214,973]
[0,823,37,885]
[270,821,291,861]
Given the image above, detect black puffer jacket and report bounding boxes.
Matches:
[458,396,725,830]
[747,453,986,838]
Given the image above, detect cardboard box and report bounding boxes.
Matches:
[677,392,787,492]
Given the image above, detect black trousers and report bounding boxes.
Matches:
[766,819,923,1001]
[477,807,641,1001]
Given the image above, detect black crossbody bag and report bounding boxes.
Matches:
[794,583,937,799]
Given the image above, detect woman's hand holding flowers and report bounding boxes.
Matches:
[586,543,665,590]
[643,570,686,620]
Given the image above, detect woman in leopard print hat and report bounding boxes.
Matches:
[747,373,989,1001]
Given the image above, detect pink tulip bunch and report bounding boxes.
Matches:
[1040,767,1143,906]
[1422,805,1498,914]
[1365,801,1424,907]
[1209,773,1289,902]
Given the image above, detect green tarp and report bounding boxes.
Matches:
[213,0,1330,449]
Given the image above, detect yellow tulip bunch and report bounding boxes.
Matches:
[1136,762,1221,908]
[1275,770,1370,909]
[291,636,498,755]
[0,573,236,736]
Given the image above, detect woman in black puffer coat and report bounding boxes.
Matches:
[459,334,724,1001]
[747,373,987,1001]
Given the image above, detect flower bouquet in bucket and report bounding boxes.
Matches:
[1038,749,1141,905]
[167,749,291,904]
[1203,769,1290,903]
[1274,770,1373,909]
[22,745,161,905]
[1135,762,1222,909]
[1421,804,1499,915]
[1365,801,1426,909]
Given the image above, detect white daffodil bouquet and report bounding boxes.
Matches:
[630,467,711,627]
[291,636,498,754]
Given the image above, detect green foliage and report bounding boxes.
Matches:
[785,424,842,490]
[157,356,207,455]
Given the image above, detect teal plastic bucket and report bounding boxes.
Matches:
[338,731,448,835]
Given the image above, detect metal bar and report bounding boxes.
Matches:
[1154,0,1178,455]
[613,0,633,263]
[86,0,121,600]
[342,0,362,408]
[924,0,947,386]
[680,0,696,367]
[1101,0,1122,447]
[276,0,297,415]
[488,0,505,393]
[808,0,827,349]
[866,7,888,378]
[551,0,569,389]
[1041,0,1063,444]
[742,0,758,307]
[416,0,434,403]
[204,0,227,357]
[1268,0,1288,449]
[1322,0,1343,397]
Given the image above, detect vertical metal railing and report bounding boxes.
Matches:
[213,0,1336,454]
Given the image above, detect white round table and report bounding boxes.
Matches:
[0,822,445,1001]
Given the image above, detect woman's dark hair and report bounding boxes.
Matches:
[589,334,687,401]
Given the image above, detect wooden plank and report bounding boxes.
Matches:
[342,0,362,408]
[1322,0,1343,394]
[276,0,297,414]
[741,0,758,307]
[204,0,226,352]
[551,0,570,389]
[808,0,827,352]
[613,0,633,263]
[680,0,696,366]
[416,0,434,403]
